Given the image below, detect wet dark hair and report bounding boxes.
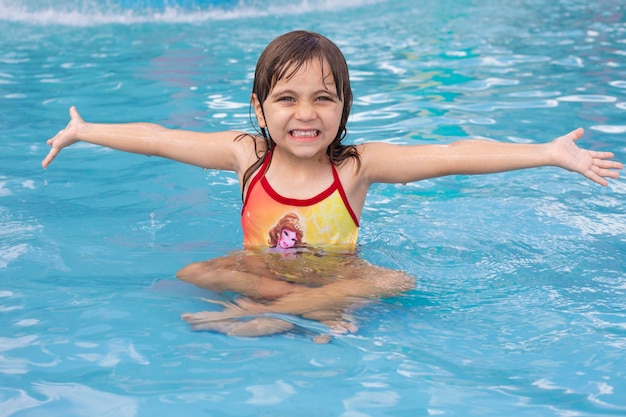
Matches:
[239,30,360,196]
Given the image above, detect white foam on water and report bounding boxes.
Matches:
[0,0,382,26]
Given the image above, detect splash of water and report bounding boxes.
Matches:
[0,0,381,26]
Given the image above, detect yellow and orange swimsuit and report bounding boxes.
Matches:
[242,151,359,253]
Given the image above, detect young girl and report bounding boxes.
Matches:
[42,30,622,341]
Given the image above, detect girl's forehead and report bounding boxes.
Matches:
[273,58,335,87]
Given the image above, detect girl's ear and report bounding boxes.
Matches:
[251,93,266,128]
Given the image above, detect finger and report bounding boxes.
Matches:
[586,172,608,187]
[564,127,584,141]
[181,311,219,323]
[587,166,618,186]
[589,151,615,160]
[594,159,623,170]
[592,165,621,179]
[41,148,59,169]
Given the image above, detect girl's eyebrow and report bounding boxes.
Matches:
[270,87,339,98]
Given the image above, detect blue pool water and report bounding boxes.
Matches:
[1,0,626,415]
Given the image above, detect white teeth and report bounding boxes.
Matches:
[291,130,319,137]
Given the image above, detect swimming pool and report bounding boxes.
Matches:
[1,0,625,415]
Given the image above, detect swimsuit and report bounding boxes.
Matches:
[241,151,359,252]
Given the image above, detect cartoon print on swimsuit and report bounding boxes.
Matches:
[268,213,305,249]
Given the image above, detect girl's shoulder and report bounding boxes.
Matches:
[335,143,368,184]
[339,142,377,171]
[339,141,407,184]
[233,132,269,164]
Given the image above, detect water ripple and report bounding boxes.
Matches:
[450,99,559,112]
[558,95,617,103]
[439,77,519,92]
[590,125,626,134]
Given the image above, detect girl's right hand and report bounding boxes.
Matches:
[42,106,84,169]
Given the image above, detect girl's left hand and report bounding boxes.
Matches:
[551,128,622,186]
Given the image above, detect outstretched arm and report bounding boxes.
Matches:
[42,106,254,174]
[360,128,622,186]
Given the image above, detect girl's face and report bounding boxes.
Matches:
[252,59,343,162]
[278,228,298,248]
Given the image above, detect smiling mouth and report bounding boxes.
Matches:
[290,129,320,140]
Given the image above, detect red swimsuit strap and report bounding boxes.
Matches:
[331,163,359,227]
[241,150,273,214]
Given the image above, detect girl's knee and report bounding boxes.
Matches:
[395,272,416,292]
[176,261,206,283]
[176,256,233,283]
[376,270,415,294]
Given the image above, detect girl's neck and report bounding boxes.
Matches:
[270,146,331,172]
[266,147,334,197]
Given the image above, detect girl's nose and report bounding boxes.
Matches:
[295,102,315,120]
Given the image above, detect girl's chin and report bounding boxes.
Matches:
[289,136,321,144]
[273,140,331,160]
